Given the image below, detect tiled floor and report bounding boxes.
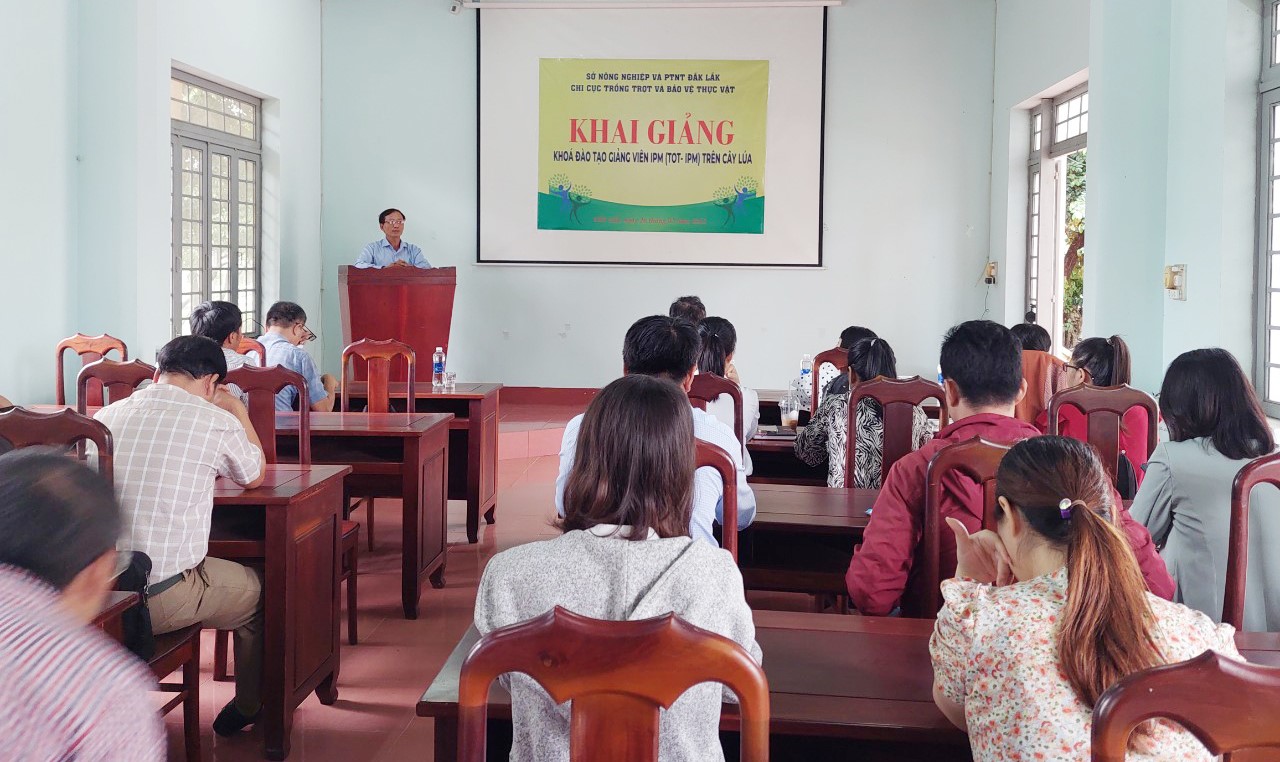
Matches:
[166,455,564,761]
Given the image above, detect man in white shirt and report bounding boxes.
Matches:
[95,336,267,737]
[555,315,756,547]
[190,300,254,399]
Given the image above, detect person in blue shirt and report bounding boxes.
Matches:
[354,208,431,269]
[258,302,338,412]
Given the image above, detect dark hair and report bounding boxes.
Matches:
[1010,323,1052,352]
[1072,336,1131,387]
[700,316,737,356]
[668,296,706,324]
[189,301,243,345]
[623,316,700,382]
[939,320,1023,406]
[265,301,307,328]
[0,449,120,589]
[378,208,405,225]
[696,325,727,377]
[847,337,898,383]
[1159,348,1275,460]
[839,325,877,350]
[996,436,1160,709]
[157,335,228,383]
[560,375,695,539]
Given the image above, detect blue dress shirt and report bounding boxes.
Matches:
[355,238,431,269]
[260,332,329,411]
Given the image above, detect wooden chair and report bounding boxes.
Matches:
[811,346,848,411]
[688,372,744,447]
[0,408,203,760]
[340,338,417,414]
[458,606,770,762]
[75,359,155,413]
[0,407,113,484]
[847,376,947,487]
[696,440,739,561]
[914,437,1010,617]
[1224,453,1280,629]
[224,365,311,465]
[1091,650,1280,762]
[1046,384,1158,486]
[340,339,416,549]
[236,337,266,366]
[55,333,127,406]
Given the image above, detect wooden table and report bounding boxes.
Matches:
[275,411,452,619]
[739,484,871,595]
[347,382,501,543]
[747,435,826,486]
[416,610,1280,761]
[211,464,350,761]
[93,590,139,642]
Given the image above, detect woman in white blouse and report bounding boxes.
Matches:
[474,374,760,762]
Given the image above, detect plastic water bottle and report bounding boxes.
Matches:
[799,354,813,410]
[432,347,446,388]
[937,364,944,384]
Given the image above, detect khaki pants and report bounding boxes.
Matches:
[149,557,264,714]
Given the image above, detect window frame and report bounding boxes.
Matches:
[169,70,263,337]
[1049,82,1089,158]
[1254,88,1280,416]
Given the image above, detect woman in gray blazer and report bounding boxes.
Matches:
[475,374,761,762]
[1130,348,1280,631]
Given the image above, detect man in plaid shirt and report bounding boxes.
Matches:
[0,449,164,761]
[96,335,267,737]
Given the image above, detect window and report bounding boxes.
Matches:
[1025,84,1088,351]
[169,72,262,336]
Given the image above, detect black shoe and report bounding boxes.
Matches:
[212,700,261,737]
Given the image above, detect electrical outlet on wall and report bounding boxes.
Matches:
[983,261,998,285]
[1164,264,1187,300]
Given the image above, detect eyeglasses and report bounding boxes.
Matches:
[297,324,317,343]
[383,219,405,226]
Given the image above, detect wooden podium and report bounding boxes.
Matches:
[338,266,456,379]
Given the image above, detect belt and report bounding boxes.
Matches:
[149,572,185,597]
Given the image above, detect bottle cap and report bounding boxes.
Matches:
[435,346,443,351]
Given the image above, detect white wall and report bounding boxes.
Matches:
[320,0,998,389]
[74,0,323,391]
[988,0,1090,323]
[0,0,78,404]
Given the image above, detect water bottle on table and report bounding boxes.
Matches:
[432,347,446,389]
[799,354,814,411]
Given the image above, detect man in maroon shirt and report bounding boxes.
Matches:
[846,320,1174,615]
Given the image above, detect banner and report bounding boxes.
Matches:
[538,58,769,235]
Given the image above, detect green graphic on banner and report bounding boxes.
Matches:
[538,58,769,234]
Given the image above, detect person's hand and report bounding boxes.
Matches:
[389,259,412,268]
[321,374,339,394]
[212,385,249,418]
[947,517,1014,586]
[725,362,741,385]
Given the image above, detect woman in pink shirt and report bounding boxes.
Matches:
[1037,335,1150,491]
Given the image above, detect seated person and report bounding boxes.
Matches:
[478,375,760,761]
[822,325,878,397]
[190,300,253,400]
[259,301,338,412]
[556,316,755,548]
[696,322,760,473]
[795,337,930,488]
[846,320,1173,616]
[668,295,706,324]
[1035,335,1149,489]
[0,393,11,411]
[1010,322,1066,423]
[1132,348,1280,631]
[95,336,268,736]
[931,436,1240,761]
[0,450,164,760]
[355,208,431,269]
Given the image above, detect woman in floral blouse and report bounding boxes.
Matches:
[794,337,930,488]
[930,436,1240,761]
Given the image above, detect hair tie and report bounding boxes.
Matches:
[1058,499,1075,520]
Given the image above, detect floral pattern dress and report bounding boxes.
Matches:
[930,568,1241,761]
[793,392,931,488]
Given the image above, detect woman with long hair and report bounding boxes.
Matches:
[1131,348,1280,630]
[795,336,930,488]
[930,435,1240,760]
[475,374,760,761]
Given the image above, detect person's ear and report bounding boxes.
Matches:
[681,368,696,393]
[60,550,115,624]
[1014,377,1028,405]
[943,378,962,408]
[202,375,218,400]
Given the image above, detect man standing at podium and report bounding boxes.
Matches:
[355,208,431,269]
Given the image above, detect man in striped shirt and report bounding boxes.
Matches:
[0,449,164,761]
[96,335,267,736]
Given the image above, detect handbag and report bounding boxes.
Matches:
[1115,451,1139,502]
[113,551,156,661]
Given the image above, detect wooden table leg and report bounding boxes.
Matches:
[434,716,459,762]
[401,439,423,619]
